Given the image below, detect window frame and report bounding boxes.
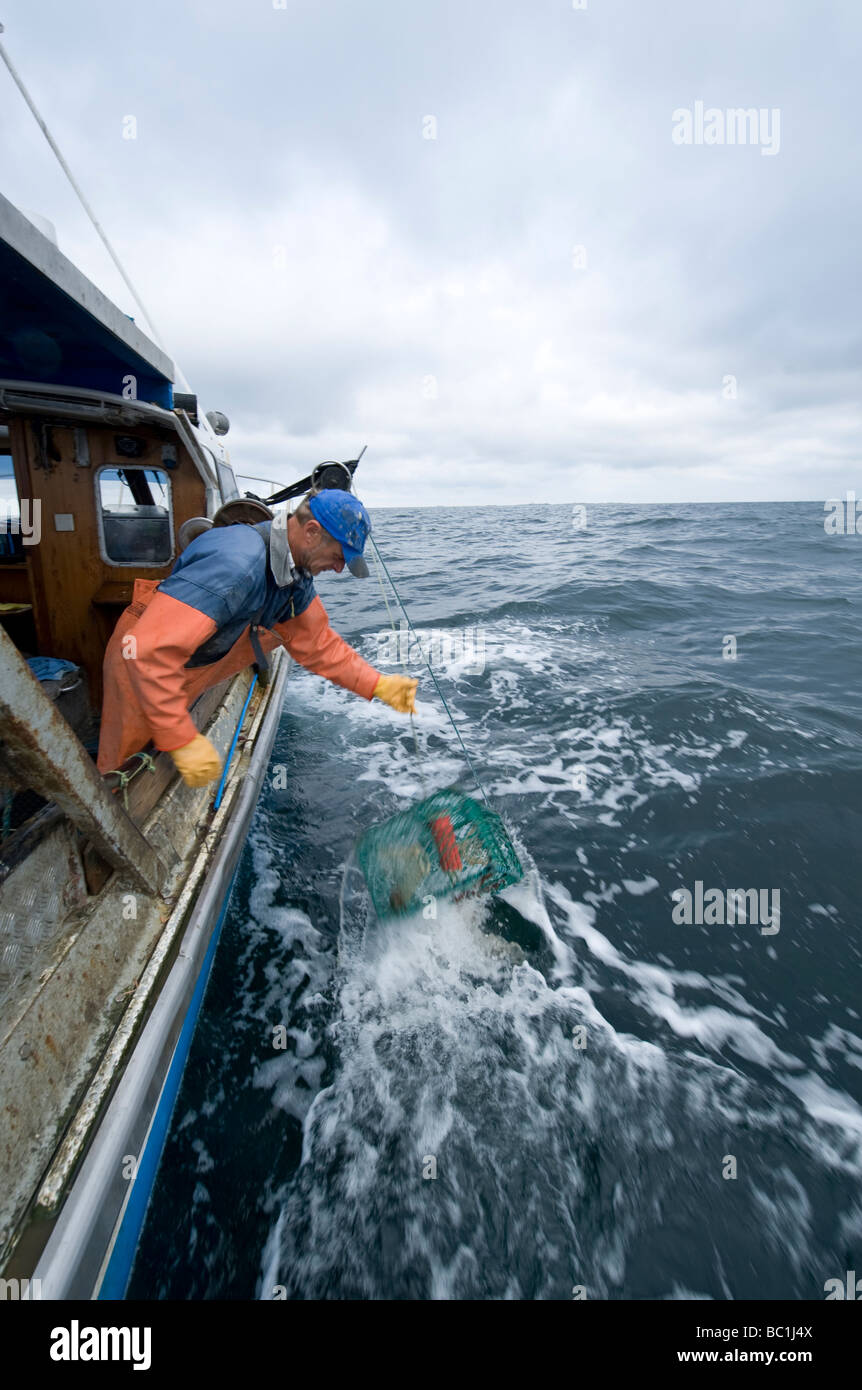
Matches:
[94,463,176,569]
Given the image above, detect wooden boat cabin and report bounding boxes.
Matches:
[0,191,287,1296]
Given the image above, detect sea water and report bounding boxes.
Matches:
[128,501,862,1300]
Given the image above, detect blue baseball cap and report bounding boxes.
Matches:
[308,489,371,577]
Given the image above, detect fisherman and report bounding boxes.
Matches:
[96,489,418,785]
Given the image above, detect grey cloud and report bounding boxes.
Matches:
[0,0,860,503]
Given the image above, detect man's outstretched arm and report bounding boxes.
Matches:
[277,596,417,712]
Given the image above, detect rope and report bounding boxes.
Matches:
[0,25,190,389]
[213,675,257,810]
[368,536,492,810]
[107,668,254,815]
[106,752,157,810]
[369,543,429,800]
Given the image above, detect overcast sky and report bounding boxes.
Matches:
[1,0,860,506]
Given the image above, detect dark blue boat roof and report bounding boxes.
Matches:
[0,191,175,409]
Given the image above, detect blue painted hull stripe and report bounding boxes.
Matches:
[98,867,238,1299]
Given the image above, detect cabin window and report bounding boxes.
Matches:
[0,450,23,561]
[215,459,240,503]
[97,466,174,566]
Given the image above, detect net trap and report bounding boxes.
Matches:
[355,787,523,922]
[355,539,526,923]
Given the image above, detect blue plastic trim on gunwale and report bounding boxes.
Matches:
[97,866,238,1299]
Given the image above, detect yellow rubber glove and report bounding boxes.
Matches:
[372,674,418,714]
[168,733,222,787]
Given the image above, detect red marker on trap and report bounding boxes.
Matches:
[355,790,523,920]
[430,814,463,872]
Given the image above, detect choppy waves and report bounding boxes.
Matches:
[130,502,862,1300]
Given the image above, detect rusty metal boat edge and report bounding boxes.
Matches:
[33,650,290,1300]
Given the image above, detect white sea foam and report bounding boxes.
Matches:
[244,612,859,1299]
[622,876,659,896]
